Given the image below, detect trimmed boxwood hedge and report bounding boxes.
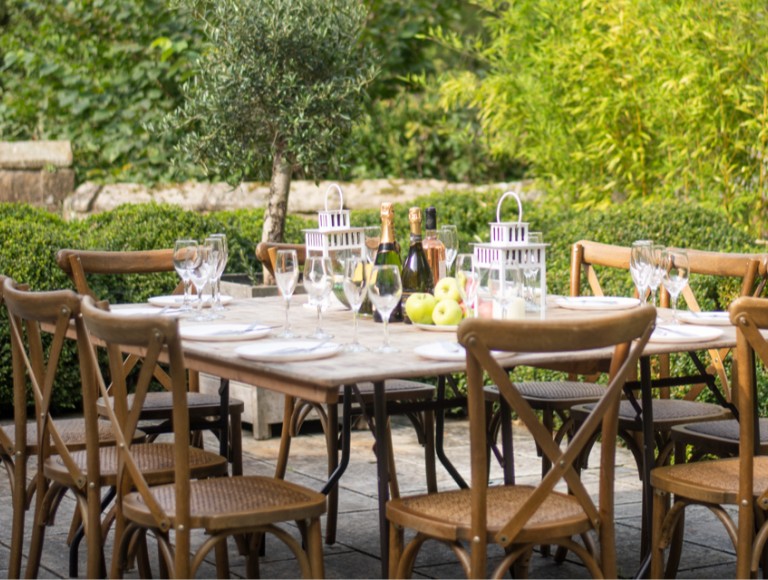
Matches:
[0,195,761,416]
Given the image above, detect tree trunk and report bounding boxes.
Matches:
[262,148,291,244]
[261,148,291,284]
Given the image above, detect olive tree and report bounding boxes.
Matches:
[169,0,376,243]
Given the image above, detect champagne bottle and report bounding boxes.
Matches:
[401,207,434,323]
[422,206,446,286]
[373,202,404,323]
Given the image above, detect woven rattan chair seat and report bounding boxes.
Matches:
[387,485,591,543]
[485,382,606,403]
[674,418,768,444]
[350,380,435,402]
[1,418,117,455]
[44,442,228,487]
[96,392,244,420]
[651,456,768,504]
[122,475,327,532]
[577,399,730,429]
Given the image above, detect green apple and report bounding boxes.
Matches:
[434,276,462,303]
[405,292,437,324]
[432,298,464,326]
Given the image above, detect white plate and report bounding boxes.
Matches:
[413,323,459,332]
[414,341,466,361]
[109,304,184,318]
[180,323,273,342]
[235,339,341,362]
[677,311,731,327]
[148,294,233,308]
[649,325,724,344]
[555,296,641,311]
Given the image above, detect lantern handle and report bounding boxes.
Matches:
[324,183,344,212]
[496,190,523,224]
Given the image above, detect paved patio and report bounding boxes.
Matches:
[0,416,739,578]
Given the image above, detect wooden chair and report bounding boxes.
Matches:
[56,248,244,475]
[569,241,766,472]
[1,278,226,578]
[387,305,655,578]
[669,254,768,460]
[651,296,768,578]
[79,295,326,578]
[257,240,438,545]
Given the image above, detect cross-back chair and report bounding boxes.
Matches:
[256,240,437,545]
[79,295,326,579]
[651,296,768,578]
[570,241,766,471]
[56,248,244,475]
[387,305,655,578]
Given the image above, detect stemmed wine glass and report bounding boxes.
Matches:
[188,242,216,321]
[439,225,459,275]
[648,244,665,306]
[342,256,368,352]
[523,231,543,308]
[630,240,653,303]
[368,264,402,353]
[661,248,690,323]
[488,262,523,320]
[455,253,479,317]
[303,256,334,340]
[363,226,380,264]
[274,249,300,338]
[207,233,228,313]
[204,236,226,319]
[173,239,197,312]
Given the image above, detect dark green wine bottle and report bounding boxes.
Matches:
[401,207,434,323]
[373,202,403,323]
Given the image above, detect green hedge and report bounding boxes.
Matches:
[0,196,761,415]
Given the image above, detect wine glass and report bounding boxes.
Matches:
[367,264,402,353]
[342,256,368,352]
[204,236,226,320]
[455,253,479,317]
[523,231,543,308]
[661,248,690,323]
[207,233,228,313]
[630,240,653,303]
[188,243,216,321]
[439,225,459,274]
[303,256,334,340]
[274,249,300,338]
[488,262,524,320]
[363,225,380,264]
[172,239,197,312]
[648,244,665,306]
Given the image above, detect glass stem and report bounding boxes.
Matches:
[284,298,291,332]
[383,319,390,349]
[672,294,679,322]
[183,279,191,306]
[214,277,222,308]
[316,305,322,335]
[196,287,205,315]
[353,310,359,344]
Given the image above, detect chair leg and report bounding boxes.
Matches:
[325,402,340,545]
[423,408,437,493]
[651,488,669,579]
[275,395,295,479]
[230,408,243,476]
[307,517,325,579]
[26,481,66,579]
[9,461,28,579]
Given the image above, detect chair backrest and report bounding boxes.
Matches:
[255,242,306,279]
[79,294,194,576]
[2,278,98,492]
[570,240,767,398]
[458,305,655,578]
[728,296,768,576]
[56,248,182,299]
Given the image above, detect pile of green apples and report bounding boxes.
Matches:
[404,277,468,326]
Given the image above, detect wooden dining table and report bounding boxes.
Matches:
[112,294,740,578]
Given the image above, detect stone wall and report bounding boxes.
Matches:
[0,141,75,209]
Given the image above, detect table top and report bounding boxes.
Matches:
[112,295,739,405]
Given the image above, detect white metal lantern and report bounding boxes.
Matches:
[303,183,366,261]
[473,190,547,316]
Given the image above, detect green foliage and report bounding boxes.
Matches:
[167,0,377,183]
[437,0,768,236]
[0,0,204,183]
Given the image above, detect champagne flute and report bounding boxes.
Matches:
[208,233,228,313]
[661,248,690,323]
[188,243,216,321]
[303,256,334,340]
[204,236,226,319]
[342,256,368,352]
[439,225,459,274]
[648,244,665,306]
[368,264,402,353]
[523,232,543,307]
[172,239,197,312]
[363,225,380,264]
[630,240,653,302]
[274,249,300,338]
[455,253,479,317]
